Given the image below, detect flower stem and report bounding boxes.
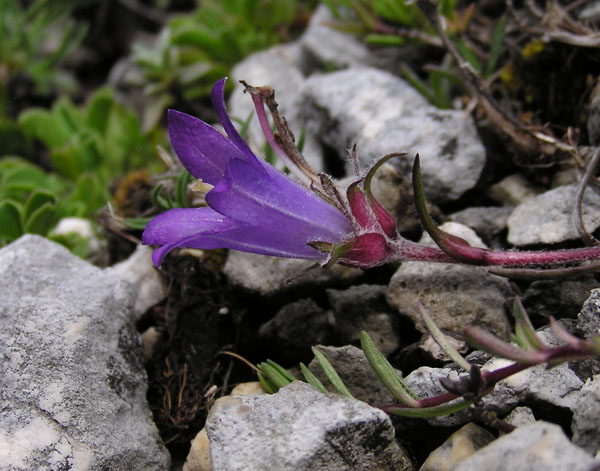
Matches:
[391,237,600,267]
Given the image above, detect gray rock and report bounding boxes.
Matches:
[299,67,486,202]
[308,345,399,406]
[419,334,469,364]
[572,375,600,454]
[487,174,539,206]
[258,298,333,362]
[419,423,495,471]
[222,251,361,295]
[386,223,511,338]
[327,284,401,355]
[506,184,600,246]
[522,276,598,319]
[501,406,536,429]
[206,381,415,471]
[228,42,326,173]
[576,288,600,338]
[482,355,583,412]
[404,332,584,427]
[112,244,167,319]
[0,235,170,471]
[300,5,383,70]
[453,422,597,471]
[449,206,513,246]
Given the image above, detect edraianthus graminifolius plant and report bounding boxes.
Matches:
[143,77,600,273]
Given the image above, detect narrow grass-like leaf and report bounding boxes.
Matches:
[265,360,296,383]
[150,184,172,209]
[400,64,436,105]
[486,16,507,77]
[257,372,276,394]
[300,362,329,394]
[175,170,191,208]
[311,347,354,399]
[120,217,152,230]
[296,126,306,154]
[386,398,472,418]
[257,362,293,391]
[365,34,406,46]
[512,297,545,351]
[360,331,419,406]
[418,301,471,371]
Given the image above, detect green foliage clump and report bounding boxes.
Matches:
[0,86,162,248]
[0,0,88,106]
[127,0,305,130]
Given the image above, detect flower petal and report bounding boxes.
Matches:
[142,206,324,266]
[211,78,257,161]
[142,207,243,245]
[206,158,353,246]
[168,110,248,184]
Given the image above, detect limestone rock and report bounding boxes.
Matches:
[0,235,169,471]
[299,67,486,202]
[453,422,596,471]
[386,223,511,338]
[206,381,415,471]
[507,184,600,246]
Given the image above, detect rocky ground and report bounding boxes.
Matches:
[3,4,600,471]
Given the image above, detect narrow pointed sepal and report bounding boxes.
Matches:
[412,154,488,265]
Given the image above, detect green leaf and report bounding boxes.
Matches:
[311,347,354,399]
[400,64,436,105]
[120,217,152,230]
[299,362,329,394]
[1,159,64,196]
[360,331,419,406]
[67,173,107,216]
[24,201,56,235]
[0,200,24,242]
[24,190,56,222]
[512,297,545,351]
[486,16,507,77]
[49,143,82,180]
[0,119,30,155]
[175,170,191,208]
[365,34,406,46]
[417,302,471,371]
[387,398,472,418]
[265,359,296,383]
[455,38,481,73]
[86,87,114,135]
[18,108,72,148]
[257,372,276,394]
[257,362,294,392]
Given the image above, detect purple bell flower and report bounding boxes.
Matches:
[142,78,355,267]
